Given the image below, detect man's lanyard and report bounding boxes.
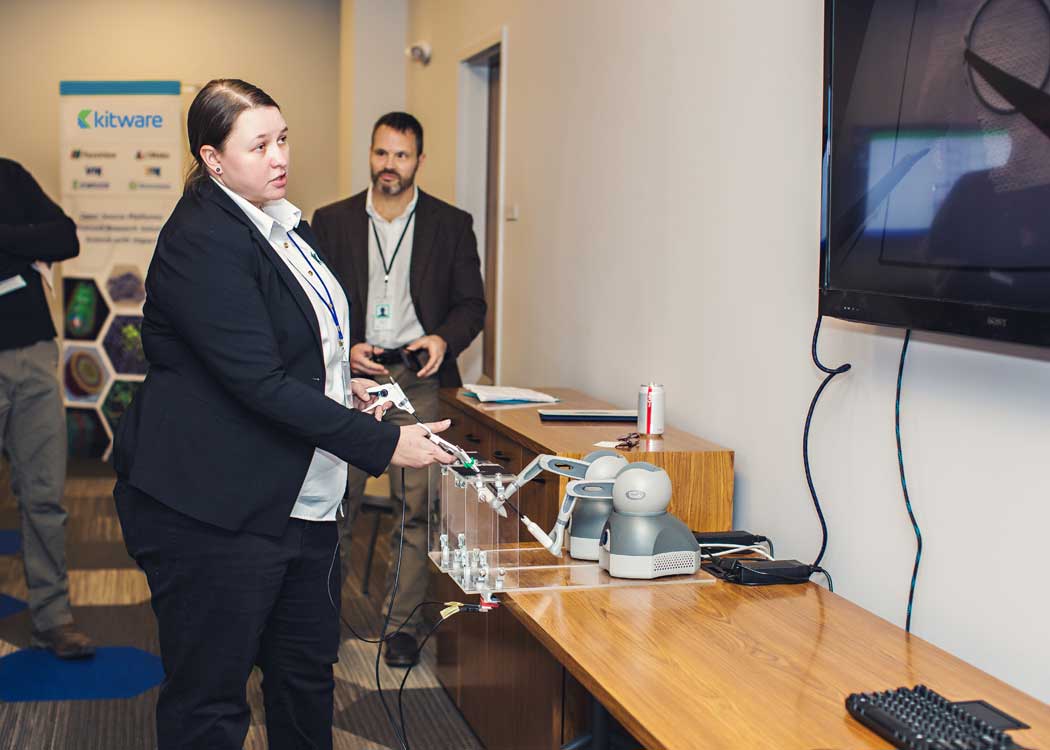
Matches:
[285,232,344,352]
[369,209,417,288]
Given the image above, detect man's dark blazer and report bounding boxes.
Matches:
[112,178,400,537]
[311,189,486,388]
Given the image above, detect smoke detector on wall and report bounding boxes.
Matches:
[406,41,432,66]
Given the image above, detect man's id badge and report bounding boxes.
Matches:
[373,300,393,331]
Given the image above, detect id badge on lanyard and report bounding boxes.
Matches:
[342,360,353,408]
[370,211,415,336]
[373,292,394,332]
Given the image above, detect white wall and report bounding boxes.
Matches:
[406,0,1050,701]
[1,0,341,220]
[336,0,409,200]
[348,0,408,194]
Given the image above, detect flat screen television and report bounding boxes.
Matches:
[820,0,1050,346]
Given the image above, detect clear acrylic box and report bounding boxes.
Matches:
[428,459,714,600]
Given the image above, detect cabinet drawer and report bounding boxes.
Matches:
[443,406,492,460]
[443,405,470,448]
[490,432,523,474]
[458,415,492,460]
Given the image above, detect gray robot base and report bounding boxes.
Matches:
[597,512,701,580]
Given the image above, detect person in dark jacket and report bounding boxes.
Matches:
[112,79,453,750]
[0,158,94,659]
[312,113,485,666]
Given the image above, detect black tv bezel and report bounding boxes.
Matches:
[818,0,1050,348]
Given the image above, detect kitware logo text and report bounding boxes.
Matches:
[77,109,164,129]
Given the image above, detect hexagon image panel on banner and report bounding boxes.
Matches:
[62,345,111,405]
[62,277,110,341]
[102,314,147,375]
[66,407,110,460]
[105,265,145,308]
[101,380,142,433]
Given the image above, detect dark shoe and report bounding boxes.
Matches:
[384,632,418,668]
[31,623,96,659]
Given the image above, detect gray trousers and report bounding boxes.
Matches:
[0,339,72,632]
[341,363,439,634]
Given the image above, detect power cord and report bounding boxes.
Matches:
[895,329,922,633]
[325,465,493,750]
[693,531,774,558]
[706,560,835,592]
[326,543,443,644]
[698,543,775,560]
[373,467,409,750]
[323,466,412,750]
[398,614,448,750]
[803,313,852,569]
[324,392,495,748]
[397,600,497,749]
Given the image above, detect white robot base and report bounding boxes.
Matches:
[568,535,601,561]
[597,547,701,580]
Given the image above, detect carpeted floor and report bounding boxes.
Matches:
[0,462,483,749]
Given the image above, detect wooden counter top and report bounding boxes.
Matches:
[502,581,1050,750]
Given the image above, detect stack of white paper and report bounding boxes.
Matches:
[463,385,559,404]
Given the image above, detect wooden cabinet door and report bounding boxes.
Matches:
[456,599,491,740]
[431,568,462,705]
[480,605,566,750]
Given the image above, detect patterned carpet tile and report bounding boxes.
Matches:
[0,470,481,750]
[0,564,149,607]
[0,647,162,702]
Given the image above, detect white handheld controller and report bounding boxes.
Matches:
[364,381,414,414]
[426,429,478,472]
[362,378,478,473]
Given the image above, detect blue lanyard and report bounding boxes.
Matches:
[285,232,344,350]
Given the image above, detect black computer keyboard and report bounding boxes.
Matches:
[845,685,1021,750]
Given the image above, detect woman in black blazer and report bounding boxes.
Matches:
[112,79,452,750]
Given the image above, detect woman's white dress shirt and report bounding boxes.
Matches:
[214,178,351,522]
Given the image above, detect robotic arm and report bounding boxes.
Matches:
[499,454,589,502]
[473,454,587,517]
[521,479,615,554]
[476,455,598,556]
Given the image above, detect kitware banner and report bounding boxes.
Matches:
[58,80,182,460]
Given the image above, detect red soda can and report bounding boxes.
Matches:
[637,383,665,436]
